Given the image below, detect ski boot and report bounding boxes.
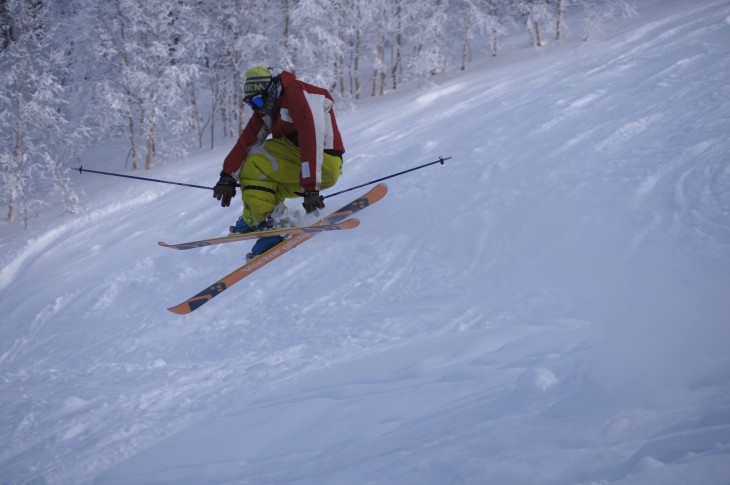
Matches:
[230,216,284,260]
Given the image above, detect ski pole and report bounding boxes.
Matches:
[323,156,450,199]
[73,166,233,190]
[74,155,450,196]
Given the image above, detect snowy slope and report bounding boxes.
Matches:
[2,1,730,483]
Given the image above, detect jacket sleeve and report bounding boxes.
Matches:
[222,114,268,176]
[286,82,329,191]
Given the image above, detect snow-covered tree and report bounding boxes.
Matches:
[368,0,390,97]
[291,0,349,90]
[406,0,452,76]
[171,0,222,150]
[512,0,554,47]
[279,0,297,72]
[216,0,278,135]
[344,1,374,100]
[0,0,645,227]
[88,0,198,170]
[555,0,567,40]
[355,0,405,95]
[579,0,638,41]
[0,0,12,51]
[0,0,79,227]
[458,0,508,68]
[388,1,405,90]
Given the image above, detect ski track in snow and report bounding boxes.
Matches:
[2,1,730,484]
[0,190,165,292]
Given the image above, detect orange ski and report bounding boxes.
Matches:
[159,219,360,250]
[166,183,388,314]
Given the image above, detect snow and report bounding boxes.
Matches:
[2,1,730,483]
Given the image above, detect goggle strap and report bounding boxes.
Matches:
[261,76,281,114]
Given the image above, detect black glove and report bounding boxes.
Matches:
[301,190,324,213]
[213,171,237,207]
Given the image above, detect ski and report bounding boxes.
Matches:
[158,219,360,250]
[167,183,388,315]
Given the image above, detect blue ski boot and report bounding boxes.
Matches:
[230,216,284,259]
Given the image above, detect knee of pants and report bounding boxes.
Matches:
[321,154,343,190]
[241,151,277,182]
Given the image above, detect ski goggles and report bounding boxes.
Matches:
[243,92,266,111]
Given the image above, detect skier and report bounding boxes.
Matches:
[213,66,345,258]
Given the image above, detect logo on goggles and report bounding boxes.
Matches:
[244,93,266,110]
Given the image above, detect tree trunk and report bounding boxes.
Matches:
[461,35,469,71]
[490,0,500,56]
[210,104,216,149]
[127,113,139,170]
[461,9,472,71]
[354,28,361,99]
[391,5,402,90]
[376,30,385,95]
[145,137,154,170]
[190,84,203,149]
[219,83,230,139]
[556,0,565,41]
[338,56,345,98]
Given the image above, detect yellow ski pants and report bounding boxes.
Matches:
[239,137,342,226]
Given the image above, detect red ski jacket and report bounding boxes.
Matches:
[222,70,345,192]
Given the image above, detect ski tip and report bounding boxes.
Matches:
[167,305,191,315]
[168,298,206,314]
[158,241,181,250]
